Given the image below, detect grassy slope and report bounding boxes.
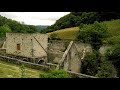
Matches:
[103,19,120,36]
[47,27,79,40]
[0,60,45,78]
[47,19,120,40]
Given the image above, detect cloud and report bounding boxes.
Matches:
[0,12,70,25]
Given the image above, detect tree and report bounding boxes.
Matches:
[0,25,12,37]
[80,53,98,76]
[77,21,108,50]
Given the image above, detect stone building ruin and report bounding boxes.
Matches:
[0,33,93,73]
[5,33,48,64]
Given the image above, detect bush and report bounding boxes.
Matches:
[77,21,108,50]
[80,53,98,76]
[39,69,70,78]
[106,35,120,45]
[50,33,61,40]
[96,60,116,78]
[19,64,26,78]
[105,45,120,77]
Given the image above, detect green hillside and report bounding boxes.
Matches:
[47,19,120,42]
[42,12,120,33]
[35,25,48,32]
[47,27,79,40]
[0,60,45,78]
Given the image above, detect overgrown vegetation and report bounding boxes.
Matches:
[77,21,108,50]
[80,53,98,76]
[39,69,70,78]
[78,21,118,78]
[95,60,116,78]
[105,45,120,77]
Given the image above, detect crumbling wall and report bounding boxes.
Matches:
[48,41,93,63]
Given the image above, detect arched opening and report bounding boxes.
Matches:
[22,59,28,62]
[38,60,45,64]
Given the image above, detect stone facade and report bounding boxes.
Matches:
[6,33,48,59]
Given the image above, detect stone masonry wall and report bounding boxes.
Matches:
[6,33,48,58]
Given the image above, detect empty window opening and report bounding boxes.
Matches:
[17,44,21,50]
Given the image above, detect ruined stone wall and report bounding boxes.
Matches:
[6,33,48,58]
[48,41,93,62]
[48,41,68,63]
[0,37,5,48]
[63,43,81,73]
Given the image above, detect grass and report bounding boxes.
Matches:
[47,27,79,40]
[47,19,120,41]
[103,19,120,37]
[102,19,120,44]
[0,60,45,78]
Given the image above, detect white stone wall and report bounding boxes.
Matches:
[6,33,48,58]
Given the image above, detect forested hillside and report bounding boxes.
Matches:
[41,12,120,33]
[0,15,39,37]
[35,25,48,32]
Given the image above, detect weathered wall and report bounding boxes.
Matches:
[0,37,5,48]
[48,50,64,63]
[6,33,48,58]
[48,41,93,62]
[48,41,68,52]
[63,43,81,73]
[48,41,68,64]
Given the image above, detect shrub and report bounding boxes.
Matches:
[105,45,120,77]
[77,21,108,50]
[80,53,98,76]
[50,33,61,40]
[39,69,70,78]
[106,35,120,45]
[96,60,117,78]
[19,64,26,78]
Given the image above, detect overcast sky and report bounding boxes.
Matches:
[0,12,70,26]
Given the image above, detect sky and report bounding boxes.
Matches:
[0,12,70,26]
